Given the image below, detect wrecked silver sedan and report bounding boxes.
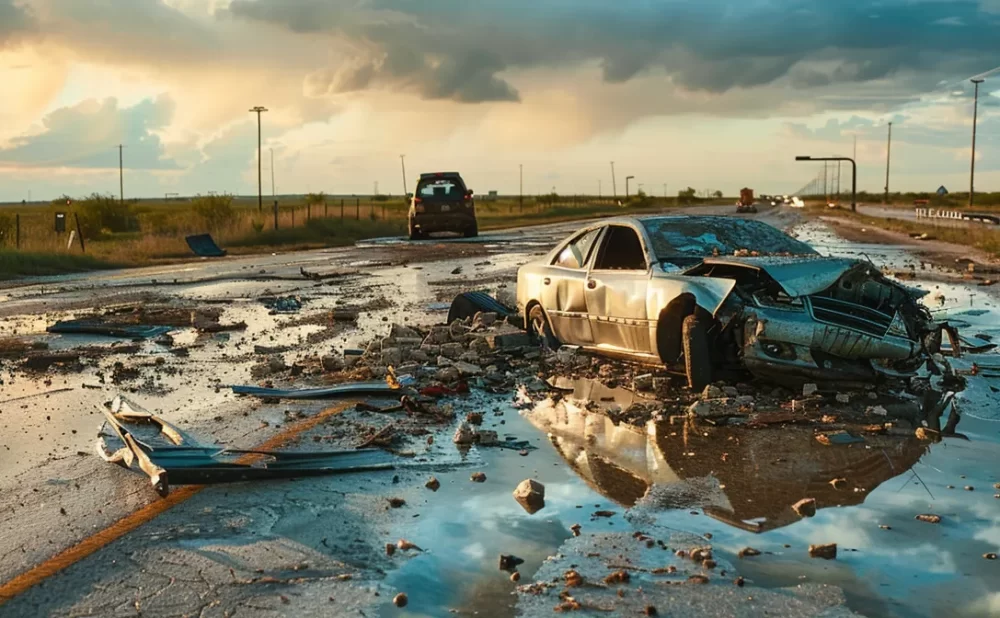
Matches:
[516,216,953,389]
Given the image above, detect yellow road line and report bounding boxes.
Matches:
[0,401,355,605]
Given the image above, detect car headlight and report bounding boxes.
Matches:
[754,293,805,312]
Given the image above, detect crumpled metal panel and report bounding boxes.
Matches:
[697,256,859,297]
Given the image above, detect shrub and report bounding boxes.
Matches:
[0,213,15,246]
[77,193,139,237]
[192,194,236,230]
[251,220,265,233]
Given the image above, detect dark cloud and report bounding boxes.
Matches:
[224,0,1000,103]
[0,96,180,169]
[0,0,34,46]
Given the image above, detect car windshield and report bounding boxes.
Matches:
[640,217,818,260]
[417,178,466,201]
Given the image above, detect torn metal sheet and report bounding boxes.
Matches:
[184,233,227,257]
[47,319,173,340]
[695,256,858,298]
[96,396,395,497]
[231,382,402,400]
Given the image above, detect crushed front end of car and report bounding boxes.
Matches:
[686,256,957,386]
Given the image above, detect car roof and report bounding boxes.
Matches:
[418,172,463,179]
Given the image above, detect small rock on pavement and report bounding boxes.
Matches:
[321,355,344,372]
[915,514,942,524]
[470,472,487,483]
[510,571,521,582]
[499,554,524,571]
[803,383,819,397]
[453,422,477,445]
[477,430,499,445]
[809,544,837,560]
[792,498,817,518]
[465,412,484,425]
[435,366,461,382]
[633,374,654,391]
[513,479,546,514]
[702,384,725,399]
[738,547,761,558]
[425,477,441,491]
[453,361,483,377]
[835,393,850,404]
[393,593,408,608]
[985,553,998,560]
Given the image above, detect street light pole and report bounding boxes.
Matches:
[610,161,617,197]
[249,106,268,213]
[399,154,407,196]
[970,78,985,208]
[519,164,523,211]
[796,156,857,212]
[884,121,892,205]
[625,175,635,198]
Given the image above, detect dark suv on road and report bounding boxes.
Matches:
[408,172,478,240]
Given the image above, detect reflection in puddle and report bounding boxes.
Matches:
[525,380,929,533]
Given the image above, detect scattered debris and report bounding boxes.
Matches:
[393,593,408,608]
[499,555,524,571]
[231,382,401,400]
[425,477,441,491]
[470,472,487,483]
[792,498,817,518]
[512,479,546,514]
[184,233,227,257]
[738,547,761,558]
[808,544,837,560]
[47,319,172,340]
[915,514,942,524]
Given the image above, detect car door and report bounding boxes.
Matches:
[584,225,652,354]
[543,227,604,345]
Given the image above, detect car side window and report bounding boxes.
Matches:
[553,228,602,269]
[592,226,647,271]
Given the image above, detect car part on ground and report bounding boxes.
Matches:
[230,381,403,400]
[448,291,516,324]
[184,233,227,257]
[516,215,959,389]
[96,396,397,497]
[47,319,174,340]
[407,172,478,240]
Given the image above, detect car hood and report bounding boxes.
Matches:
[692,256,867,298]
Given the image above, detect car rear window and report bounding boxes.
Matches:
[641,217,817,259]
[417,178,466,201]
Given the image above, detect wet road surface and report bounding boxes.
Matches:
[0,206,998,617]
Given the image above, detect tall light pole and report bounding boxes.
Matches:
[117,144,124,204]
[884,121,892,205]
[796,156,857,212]
[598,179,602,197]
[625,175,635,198]
[399,154,408,196]
[610,161,617,197]
[970,78,985,208]
[270,148,275,198]
[519,163,523,211]
[249,106,268,213]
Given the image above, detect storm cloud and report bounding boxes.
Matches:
[0,96,180,169]
[0,0,34,47]
[225,0,1000,103]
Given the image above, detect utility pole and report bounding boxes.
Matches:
[971,78,985,208]
[853,134,857,161]
[884,121,892,205]
[625,175,635,198]
[663,183,667,198]
[374,181,379,196]
[823,161,828,199]
[249,106,268,213]
[270,148,275,198]
[519,164,523,211]
[837,160,841,200]
[598,179,602,197]
[399,154,408,195]
[117,144,124,204]
[610,161,617,197]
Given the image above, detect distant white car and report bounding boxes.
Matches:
[790,197,805,208]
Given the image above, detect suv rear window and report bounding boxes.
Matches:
[417,177,466,201]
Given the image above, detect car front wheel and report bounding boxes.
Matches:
[682,314,712,392]
[528,304,559,349]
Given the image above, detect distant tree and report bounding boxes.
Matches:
[713,190,724,199]
[0,212,15,245]
[77,193,139,236]
[192,193,236,230]
[305,192,326,206]
[677,187,697,200]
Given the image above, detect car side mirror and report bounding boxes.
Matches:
[467,189,474,196]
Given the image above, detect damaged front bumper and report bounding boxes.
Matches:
[96,396,396,497]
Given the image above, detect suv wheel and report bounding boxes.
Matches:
[408,221,424,241]
[464,222,478,238]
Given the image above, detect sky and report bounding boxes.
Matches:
[1,0,999,201]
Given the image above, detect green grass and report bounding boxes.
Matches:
[0,250,117,280]
[226,217,406,250]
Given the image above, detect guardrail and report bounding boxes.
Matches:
[914,207,1000,225]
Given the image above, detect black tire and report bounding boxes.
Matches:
[408,221,424,241]
[464,222,479,238]
[682,314,712,391]
[528,304,560,349]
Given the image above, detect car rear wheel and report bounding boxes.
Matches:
[408,221,424,241]
[528,304,559,349]
[464,222,478,238]
[682,314,712,392]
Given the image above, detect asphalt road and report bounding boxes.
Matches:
[0,205,997,618]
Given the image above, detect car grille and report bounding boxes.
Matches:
[807,296,893,338]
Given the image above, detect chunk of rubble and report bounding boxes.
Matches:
[473,311,497,328]
[453,422,477,445]
[792,498,817,518]
[440,342,464,359]
[452,361,483,377]
[809,544,837,560]
[513,479,546,514]
[487,333,532,350]
[633,374,654,391]
[702,385,725,399]
[915,514,942,524]
[803,383,819,397]
[477,430,499,446]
